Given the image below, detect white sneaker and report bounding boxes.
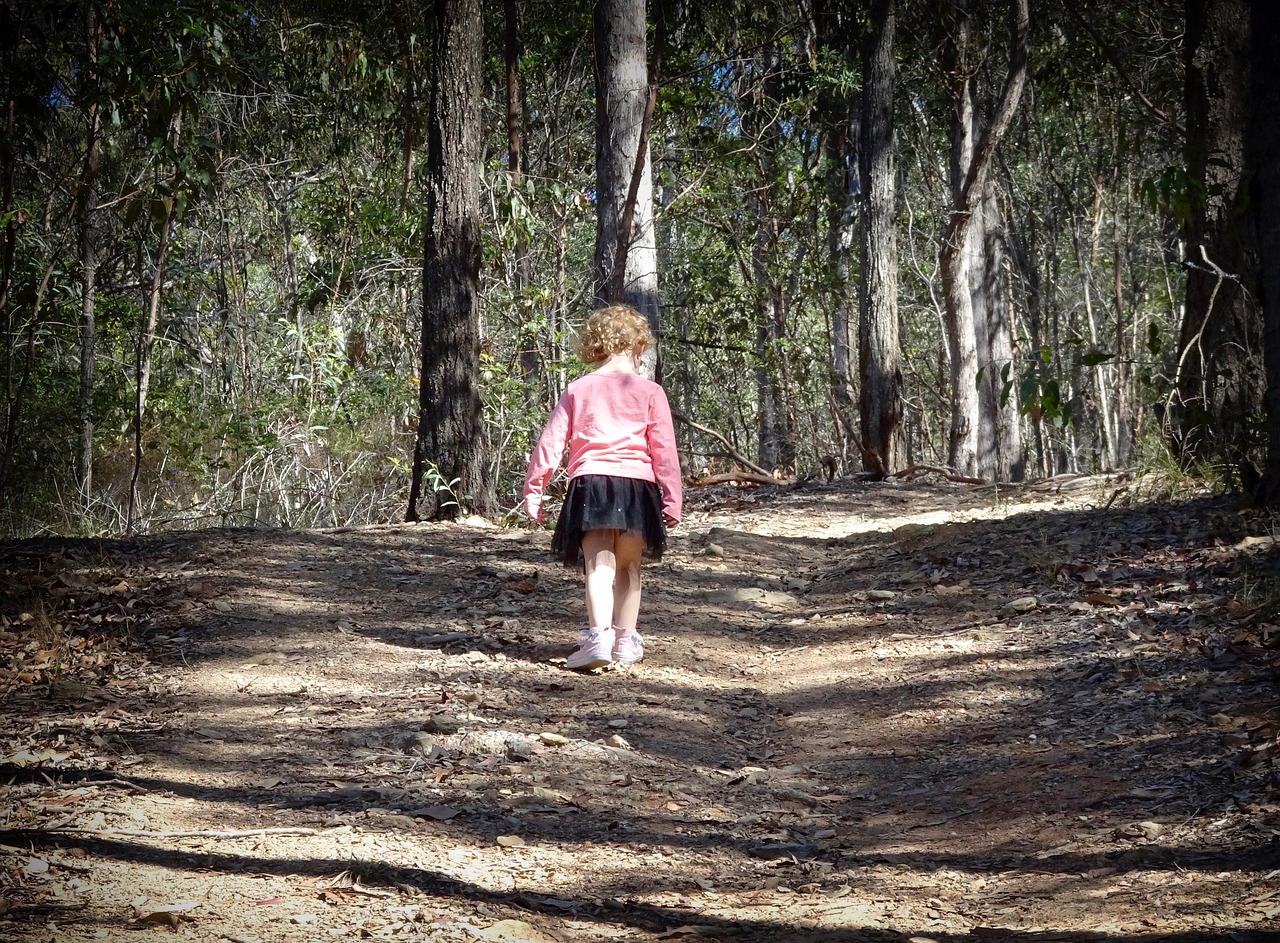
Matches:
[613,630,644,665]
[566,627,615,670]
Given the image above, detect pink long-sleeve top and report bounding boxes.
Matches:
[522,371,683,524]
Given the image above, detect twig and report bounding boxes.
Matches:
[690,471,792,487]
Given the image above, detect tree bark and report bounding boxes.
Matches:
[981,181,1023,480]
[858,0,905,477]
[593,0,661,376]
[408,0,494,522]
[129,192,176,533]
[940,0,1029,479]
[76,6,102,502]
[817,0,860,472]
[748,43,796,474]
[1253,2,1280,503]
[1173,0,1260,464]
[505,0,541,388]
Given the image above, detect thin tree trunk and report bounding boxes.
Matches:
[0,5,25,501]
[821,8,859,472]
[129,191,176,533]
[76,7,103,502]
[747,44,796,473]
[505,0,540,387]
[408,0,494,521]
[858,0,905,477]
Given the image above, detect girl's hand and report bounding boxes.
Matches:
[663,514,678,528]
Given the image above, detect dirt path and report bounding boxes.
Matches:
[2,476,1278,942]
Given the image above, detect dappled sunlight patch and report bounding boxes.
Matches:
[3,476,1277,941]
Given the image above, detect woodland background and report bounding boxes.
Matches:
[3,0,1277,538]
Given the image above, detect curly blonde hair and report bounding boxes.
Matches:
[576,304,654,365]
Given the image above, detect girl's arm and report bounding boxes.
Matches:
[523,395,572,522]
[648,387,683,524]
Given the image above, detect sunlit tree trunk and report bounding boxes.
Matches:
[942,6,980,476]
[982,183,1023,480]
[408,0,494,521]
[858,0,905,477]
[940,0,1028,479]
[593,0,660,377]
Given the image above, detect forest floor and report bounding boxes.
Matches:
[2,473,1279,943]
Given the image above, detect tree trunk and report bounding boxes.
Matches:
[593,0,661,376]
[505,0,540,387]
[76,6,102,502]
[0,5,24,500]
[942,5,980,476]
[1173,0,1260,465]
[748,43,796,474]
[818,2,859,472]
[129,195,176,533]
[408,0,494,522]
[1253,2,1280,503]
[858,0,905,477]
[981,182,1023,479]
[940,0,1028,479]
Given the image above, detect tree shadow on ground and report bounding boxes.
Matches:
[2,480,1275,939]
[2,833,1276,942]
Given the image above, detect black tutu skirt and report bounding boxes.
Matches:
[550,474,667,566]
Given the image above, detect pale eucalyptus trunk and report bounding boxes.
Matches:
[941,0,1029,480]
[593,0,660,377]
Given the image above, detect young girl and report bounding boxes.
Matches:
[523,304,683,669]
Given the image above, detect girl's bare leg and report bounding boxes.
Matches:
[582,529,619,628]
[610,533,646,631]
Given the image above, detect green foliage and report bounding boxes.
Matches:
[0,0,1193,532]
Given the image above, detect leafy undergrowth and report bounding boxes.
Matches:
[1,473,1278,943]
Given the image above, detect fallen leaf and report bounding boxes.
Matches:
[132,899,201,928]
[496,834,525,848]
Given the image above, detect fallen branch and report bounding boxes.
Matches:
[48,826,319,840]
[672,411,775,479]
[892,464,985,485]
[690,471,791,487]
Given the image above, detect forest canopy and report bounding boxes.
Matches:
[2,0,1275,537]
